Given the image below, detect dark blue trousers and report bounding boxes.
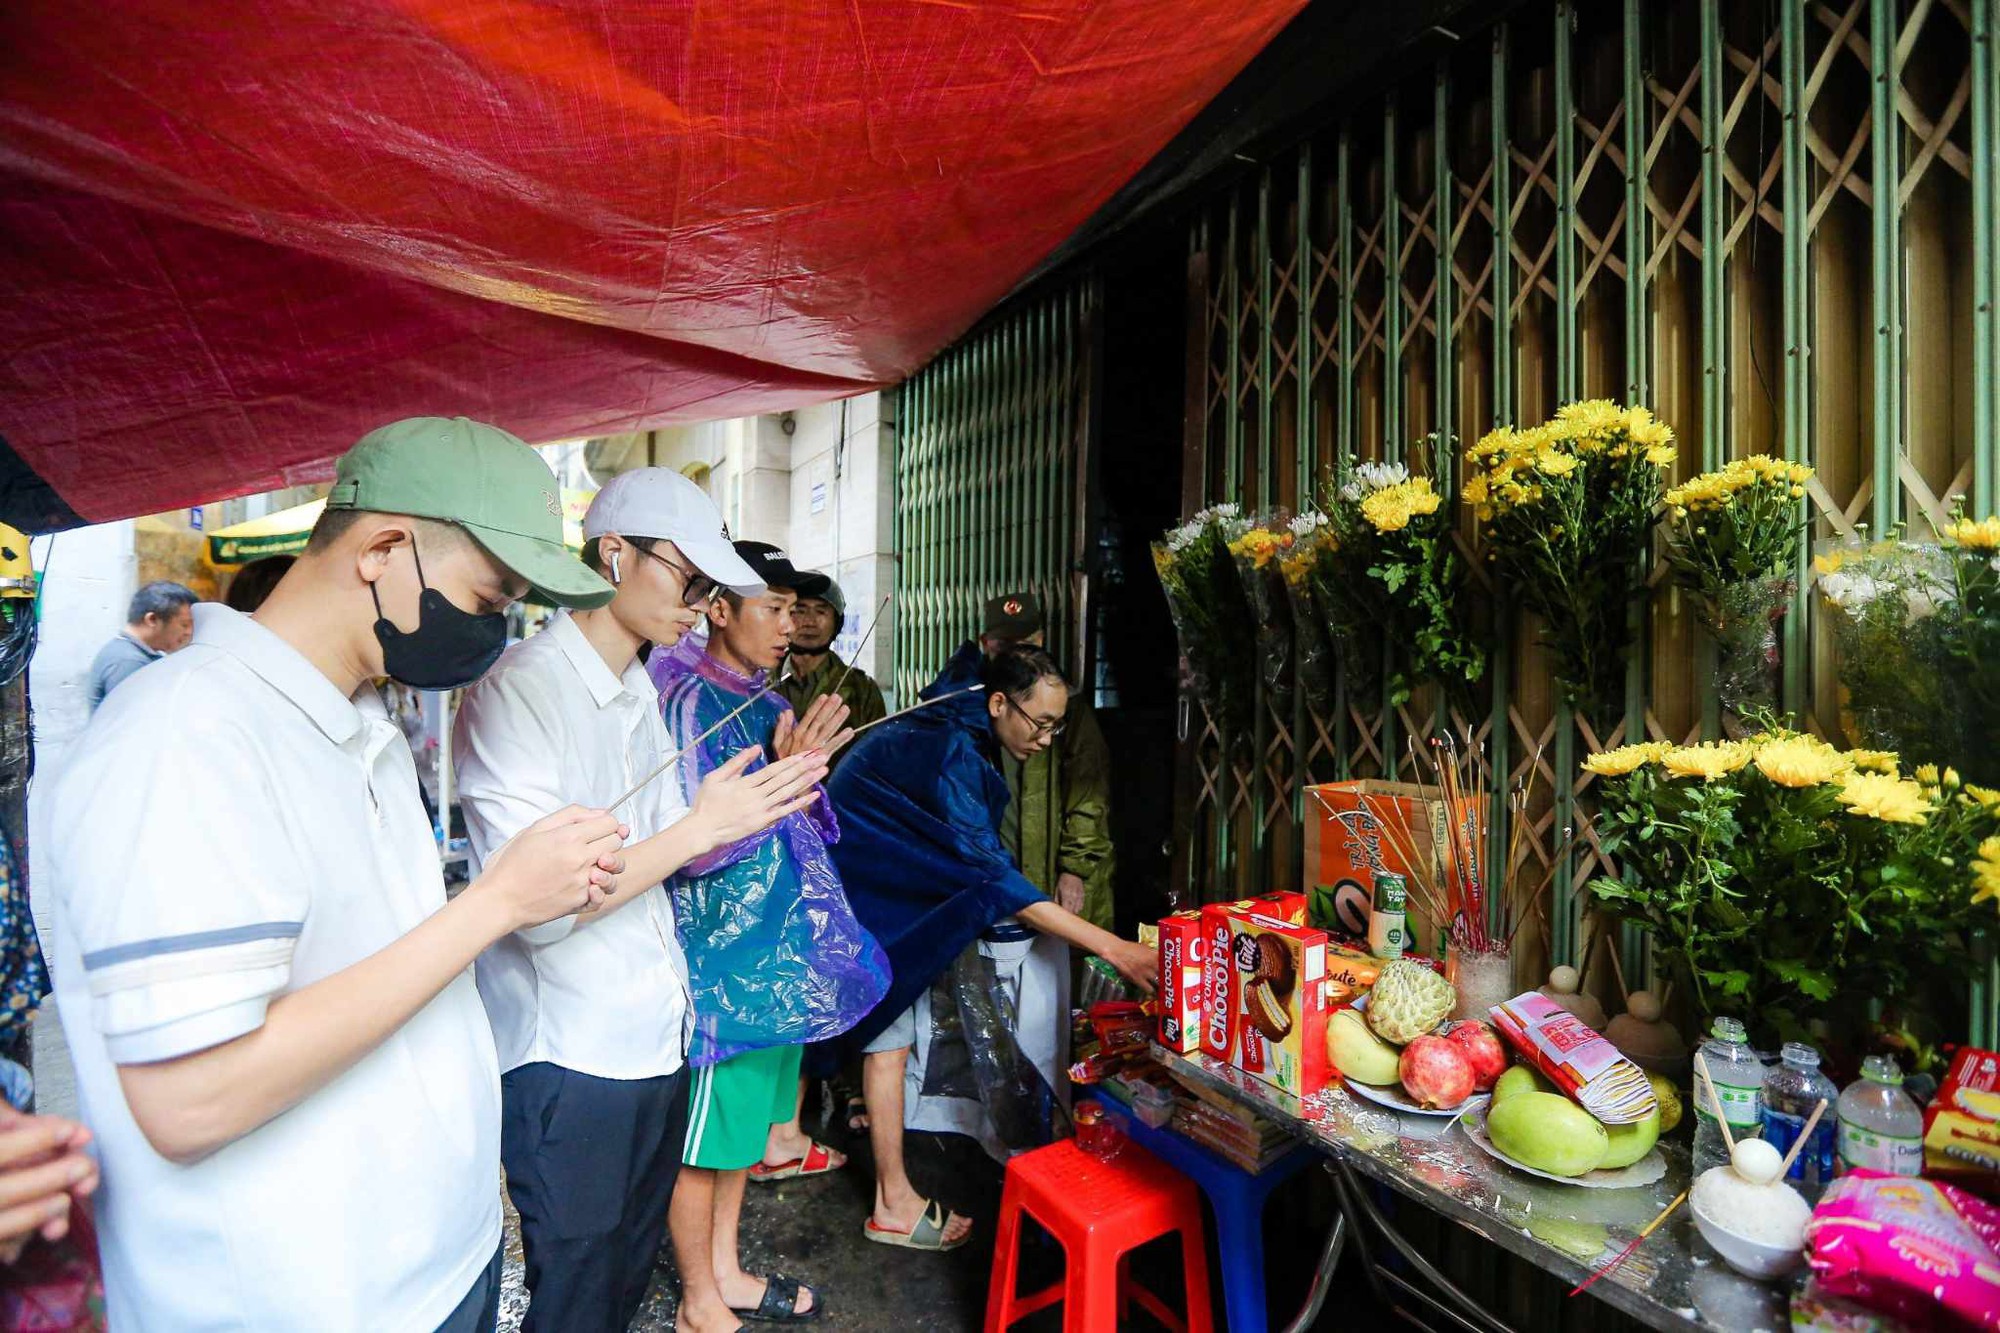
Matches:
[501,1062,691,1333]
[435,1245,502,1333]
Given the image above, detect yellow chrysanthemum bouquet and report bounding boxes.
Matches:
[1226,515,1299,719]
[1316,445,1484,709]
[1465,400,1672,718]
[1583,729,2000,1062]
[1662,456,1814,714]
[1276,512,1338,712]
[1940,509,2000,785]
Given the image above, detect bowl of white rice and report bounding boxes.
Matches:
[1689,1161,1810,1280]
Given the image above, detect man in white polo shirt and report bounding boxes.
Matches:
[47,417,632,1330]
[454,467,829,1332]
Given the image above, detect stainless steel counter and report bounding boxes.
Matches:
[1153,1046,1797,1333]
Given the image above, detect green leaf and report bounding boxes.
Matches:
[1770,959,1836,1002]
[1709,969,1753,997]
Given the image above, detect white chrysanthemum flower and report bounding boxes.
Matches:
[1338,461,1410,503]
[1819,572,1884,610]
[1288,511,1328,538]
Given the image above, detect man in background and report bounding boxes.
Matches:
[930,592,1114,929]
[778,578,886,751]
[86,581,196,711]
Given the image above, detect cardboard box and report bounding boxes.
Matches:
[1924,1046,2000,1193]
[1303,780,1486,948]
[1247,890,1308,926]
[1155,910,1205,1054]
[1207,891,1308,926]
[1225,912,1333,1097]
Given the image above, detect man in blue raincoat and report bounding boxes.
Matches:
[827,646,1155,1253]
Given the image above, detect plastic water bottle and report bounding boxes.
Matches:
[1692,1016,1765,1174]
[1836,1054,1924,1178]
[1761,1041,1839,1193]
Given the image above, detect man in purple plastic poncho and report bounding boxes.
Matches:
[653,540,889,1331]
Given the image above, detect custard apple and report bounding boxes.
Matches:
[1365,959,1456,1044]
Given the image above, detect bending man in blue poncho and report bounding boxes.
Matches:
[654,541,889,1331]
[827,646,1157,1252]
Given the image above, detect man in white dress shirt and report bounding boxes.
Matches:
[455,467,828,1332]
[48,417,632,1331]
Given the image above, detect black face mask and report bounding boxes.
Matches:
[371,540,508,690]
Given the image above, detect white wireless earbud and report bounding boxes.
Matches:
[610,553,623,584]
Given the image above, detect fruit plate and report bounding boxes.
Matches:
[1456,1106,1667,1188]
[1345,1077,1491,1119]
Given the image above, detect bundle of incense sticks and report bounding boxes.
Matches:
[1354,729,1561,958]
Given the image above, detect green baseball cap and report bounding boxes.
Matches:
[326,416,613,609]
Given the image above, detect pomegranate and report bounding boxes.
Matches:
[1444,1019,1509,1092]
[1398,1034,1477,1110]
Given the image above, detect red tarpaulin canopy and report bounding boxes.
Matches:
[0,0,1303,529]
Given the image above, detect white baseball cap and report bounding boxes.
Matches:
[582,468,765,596]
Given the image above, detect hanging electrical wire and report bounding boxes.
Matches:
[0,606,37,689]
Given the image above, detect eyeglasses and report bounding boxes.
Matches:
[640,547,718,608]
[1001,692,1066,739]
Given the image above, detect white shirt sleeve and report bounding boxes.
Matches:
[58,724,308,1066]
[454,666,576,946]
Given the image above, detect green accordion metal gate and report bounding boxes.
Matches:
[891,280,1101,701]
[1180,0,2000,1041]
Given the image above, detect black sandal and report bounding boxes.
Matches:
[831,1076,868,1132]
[731,1273,822,1324]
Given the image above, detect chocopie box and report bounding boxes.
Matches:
[1198,903,1242,1062]
[1156,910,1205,1054]
[1227,913,1332,1097]
[1194,895,1306,1061]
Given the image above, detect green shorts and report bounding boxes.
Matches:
[683,1043,803,1170]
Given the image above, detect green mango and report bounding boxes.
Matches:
[1491,1064,1557,1105]
[1598,1107,1661,1169]
[1487,1092,1609,1176]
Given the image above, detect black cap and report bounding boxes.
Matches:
[733,541,832,601]
[982,591,1045,639]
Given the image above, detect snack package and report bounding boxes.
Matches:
[1225,913,1332,1097]
[1806,1170,2000,1330]
[1490,991,1656,1124]
[1925,1046,2000,1197]
[1156,910,1205,1055]
[1325,943,1384,995]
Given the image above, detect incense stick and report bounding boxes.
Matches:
[829,593,892,696]
[607,681,779,812]
[842,684,984,740]
[1604,930,1631,1003]
[1694,1053,1737,1155]
[1569,1189,1687,1297]
[1776,1099,1829,1178]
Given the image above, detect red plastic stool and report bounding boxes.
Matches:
[985,1137,1215,1332]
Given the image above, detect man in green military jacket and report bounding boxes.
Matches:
[966,593,1115,931]
[778,579,886,767]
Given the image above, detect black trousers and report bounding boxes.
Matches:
[501,1062,691,1333]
